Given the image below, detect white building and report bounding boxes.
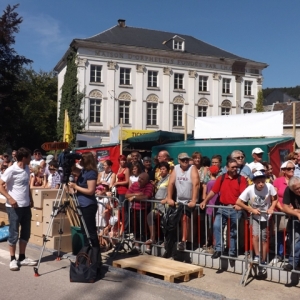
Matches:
[54,19,268,144]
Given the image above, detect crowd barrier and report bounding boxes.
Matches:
[95,196,300,286]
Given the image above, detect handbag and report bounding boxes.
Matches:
[70,245,101,283]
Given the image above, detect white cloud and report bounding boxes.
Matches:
[21,13,73,56]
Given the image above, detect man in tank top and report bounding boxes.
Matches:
[166,152,200,251]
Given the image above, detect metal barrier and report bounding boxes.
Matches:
[97,196,300,286]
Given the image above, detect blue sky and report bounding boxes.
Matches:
[3,0,300,88]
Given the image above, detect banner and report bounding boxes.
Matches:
[194,111,283,139]
[109,126,155,142]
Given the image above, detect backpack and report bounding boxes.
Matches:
[70,245,102,283]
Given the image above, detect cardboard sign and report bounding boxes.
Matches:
[41,142,69,151]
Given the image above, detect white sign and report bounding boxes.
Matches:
[194,111,283,139]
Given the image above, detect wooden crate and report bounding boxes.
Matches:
[113,255,203,283]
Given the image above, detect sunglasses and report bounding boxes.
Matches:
[234,156,244,160]
[49,168,56,171]
[230,166,238,169]
[180,158,189,162]
[283,167,295,171]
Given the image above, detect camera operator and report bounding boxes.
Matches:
[68,152,99,250]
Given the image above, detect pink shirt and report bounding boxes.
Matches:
[273,176,288,206]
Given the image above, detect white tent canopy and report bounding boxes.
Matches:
[194,111,283,139]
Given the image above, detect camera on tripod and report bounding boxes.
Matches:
[61,152,82,184]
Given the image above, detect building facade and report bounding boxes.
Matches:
[54,20,268,144]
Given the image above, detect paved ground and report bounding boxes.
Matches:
[0,241,299,300]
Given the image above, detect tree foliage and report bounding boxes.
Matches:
[263,86,300,100]
[256,90,264,112]
[57,47,84,146]
[0,4,32,149]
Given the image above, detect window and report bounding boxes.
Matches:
[89,99,101,123]
[243,101,253,113]
[90,65,102,83]
[199,76,208,92]
[222,78,231,94]
[221,100,231,115]
[120,68,131,85]
[198,106,207,117]
[119,101,130,124]
[173,104,183,126]
[174,73,184,90]
[174,40,183,50]
[244,81,252,96]
[148,71,158,87]
[147,103,157,125]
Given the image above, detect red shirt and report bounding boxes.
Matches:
[127,181,153,210]
[211,174,247,205]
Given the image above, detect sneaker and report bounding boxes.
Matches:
[10,259,19,271]
[282,263,300,271]
[271,255,282,265]
[253,255,259,263]
[128,247,141,256]
[18,258,38,266]
[258,262,267,275]
[177,241,185,251]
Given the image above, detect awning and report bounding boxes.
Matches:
[126,130,190,149]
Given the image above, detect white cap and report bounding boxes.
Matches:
[253,170,266,180]
[280,160,295,169]
[252,147,264,154]
[46,155,54,164]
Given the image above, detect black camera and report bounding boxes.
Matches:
[61,152,82,184]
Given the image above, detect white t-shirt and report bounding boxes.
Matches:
[239,183,277,221]
[96,197,109,228]
[246,162,263,172]
[130,175,139,185]
[1,162,30,207]
[30,159,45,168]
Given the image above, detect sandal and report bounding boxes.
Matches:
[145,248,152,255]
[144,239,155,245]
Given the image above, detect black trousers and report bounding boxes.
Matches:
[80,204,99,248]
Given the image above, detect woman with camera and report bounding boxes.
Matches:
[68,152,99,250]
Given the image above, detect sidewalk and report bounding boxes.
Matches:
[0,241,299,300]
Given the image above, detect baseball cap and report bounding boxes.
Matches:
[253,170,266,180]
[3,152,9,157]
[209,165,219,174]
[143,156,151,161]
[46,155,54,164]
[280,160,295,169]
[178,153,190,160]
[252,147,264,155]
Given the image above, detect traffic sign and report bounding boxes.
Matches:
[41,142,69,151]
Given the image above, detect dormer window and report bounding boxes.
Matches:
[172,35,185,51]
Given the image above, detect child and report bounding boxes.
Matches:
[96,183,112,230]
[204,165,220,249]
[236,171,277,266]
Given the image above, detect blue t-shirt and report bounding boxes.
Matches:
[77,169,97,207]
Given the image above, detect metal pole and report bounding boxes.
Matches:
[120,118,123,155]
[292,102,296,151]
[184,112,187,141]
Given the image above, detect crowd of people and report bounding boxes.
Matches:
[1,146,300,276]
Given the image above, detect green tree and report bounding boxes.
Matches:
[15,69,58,150]
[256,90,264,112]
[0,4,32,150]
[57,47,84,146]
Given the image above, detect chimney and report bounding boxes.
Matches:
[118,19,126,27]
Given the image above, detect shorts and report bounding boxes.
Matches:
[6,206,31,245]
[252,219,267,242]
[182,205,194,219]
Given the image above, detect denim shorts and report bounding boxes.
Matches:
[6,206,31,245]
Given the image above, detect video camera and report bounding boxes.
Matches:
[61,151,82,184]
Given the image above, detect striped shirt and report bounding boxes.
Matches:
[127,181,153,210]
[51,171,61,188]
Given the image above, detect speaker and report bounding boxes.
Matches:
[75,140,87,148]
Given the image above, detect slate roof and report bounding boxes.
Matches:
[273,102,300,124]
[264,89,298,106]
[74,25,265,64]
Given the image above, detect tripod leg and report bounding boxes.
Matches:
[33,184,68,276]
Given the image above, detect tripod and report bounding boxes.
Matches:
[33,183,92,277]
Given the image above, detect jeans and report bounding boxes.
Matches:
[287,218,300,267]
[6,206,31,245]
[80,204,99,248]
[213,207,242,255]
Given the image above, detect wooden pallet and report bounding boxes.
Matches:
[112,255,203,283]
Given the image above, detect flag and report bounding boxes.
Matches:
[63,110,73,143]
